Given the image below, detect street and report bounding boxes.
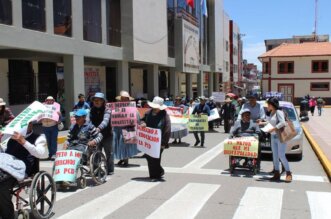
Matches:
[39,127,331,219]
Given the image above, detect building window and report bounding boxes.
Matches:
[233,46,237,56]
[226,62,229,72]
[38,62,58,100]
[8,60,35,105]
[53,0,72,37]
[106,0,121,47]
[225,40,229,52]
[83,0,102,43]
[278,61,294,74]
[0,0,12,25]
[263,62,269,73]
[310,82,330,91]
[22,0,46,31]
[312,60,329,73]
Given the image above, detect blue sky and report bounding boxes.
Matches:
[224,0,331,70]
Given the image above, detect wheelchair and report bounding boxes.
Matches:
[11,161,56,219]
[53,147,108,190]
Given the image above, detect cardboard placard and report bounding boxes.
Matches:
[107,102,137,127]
[223,136,259,158]
[188,115,208,132]
[53,150,82,182]
[137,125,161,158]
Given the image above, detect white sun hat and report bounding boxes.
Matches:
[147,96,167,110]
[116,90,134,101]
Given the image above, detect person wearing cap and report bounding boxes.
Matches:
[171,96,188,144]
[0,121,47,219]
[259,97,292,182]
[192,96,210,147]
[41,96,62,160]
[63,109,103,160]
[73,93,90,110]
[237,94,265,123]
[113,91,139,167]
[230,109,261,138]
[0,98,15,130]
[89,92,114,174]
[142,96,171,182]
[221,98,236,133]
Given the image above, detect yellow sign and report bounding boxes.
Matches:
[188,115,208,132]
[223,137,259,158]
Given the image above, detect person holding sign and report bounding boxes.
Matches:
[113,91,139,167]
[0,121,47,219]
[221,98,236,133]
[41,96,62,160]
[142,96,171,182]
[171,96,188,144]
[63,109,103,163]
[192,96,210,147]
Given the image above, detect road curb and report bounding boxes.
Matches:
[302,124,331,181]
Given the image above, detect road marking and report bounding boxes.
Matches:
[307,191,331,219]
[233,187,283,219]
[58,181,159,219]
[183,141,224,169]
[146,183,220,219]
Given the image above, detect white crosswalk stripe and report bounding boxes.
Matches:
[232,187,283,219]
[146,183,220,219]
[58,181,160,219]
[307,191,331,219]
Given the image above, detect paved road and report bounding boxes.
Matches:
[37,127,330,219]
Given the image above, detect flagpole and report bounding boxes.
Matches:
[199,0,204,96]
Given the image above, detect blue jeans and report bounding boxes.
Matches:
[43,125,59,157]
[318,107,322,116]
[271,134,290,172]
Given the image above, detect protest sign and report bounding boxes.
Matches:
[212,92,226,103]
[137,125,161,158]
[107,102,137,127]
[188,115,208,132]
[40,102,60,121]
[208,108,220,121]
[166,107,183,117]
[2,101,46,136]
[223,136,259,158]
[53,150,82,182]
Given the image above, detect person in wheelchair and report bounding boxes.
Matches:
[63,109,103,164]
[229,109,261,167]
[0,121,47,219]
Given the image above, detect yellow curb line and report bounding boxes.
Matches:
[57,136,66,144]
[302,124,331,181]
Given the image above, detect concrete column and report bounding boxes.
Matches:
[101,0,107,44]
[147,64,159,100]
[214,73,220,92]
[169,68,178,98]
[64,55,85,127]
[12,0,22,27]
[208,72,214,96]
[72,0,83,40]
[32,61,39,100]
[116,61,129,94]
[45,0,54,34]
[0,59,9,103]
[186,74,193,99]
[197,71,204,96]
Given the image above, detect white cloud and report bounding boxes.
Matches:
[243,42,265,70]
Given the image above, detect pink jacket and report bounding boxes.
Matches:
[309,99,317,107]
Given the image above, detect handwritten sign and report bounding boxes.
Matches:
[107,102,137,127]
[53,150,82,182]
[188,115,208,132]
[2,101,46,136]
[223,137,259,158]
[208,108,220,121]
[137,125,161,158]
[40,102,60,121]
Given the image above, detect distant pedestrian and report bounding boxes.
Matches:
[73,94,90,110]
[171,96,188,144]
[309,97,317,116]
[221,98,236,133]
[316,97,325,116]
[192,96,210,147]
[299,97,309,117]
[0,98,15,129]
[207,96,217,130]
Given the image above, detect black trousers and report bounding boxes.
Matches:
[193,131,205,144]
[224,119,231,133]
[98,135,114,173]
[145,149,164,179]
[0,177,17,219]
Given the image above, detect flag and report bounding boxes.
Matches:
[201,0,208,17]
[187,0,194,8]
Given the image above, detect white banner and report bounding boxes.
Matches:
[2,101,46,136]
[137,125,161,158]
[208,108,220,121]
[212,92,226,103]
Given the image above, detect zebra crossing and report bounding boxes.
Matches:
[52,180,331,219]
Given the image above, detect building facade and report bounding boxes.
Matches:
[259,42,331,104]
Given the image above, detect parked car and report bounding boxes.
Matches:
[258,101,304,160]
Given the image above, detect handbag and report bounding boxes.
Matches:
[276,110,297,143]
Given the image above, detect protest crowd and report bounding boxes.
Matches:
[0,90,313,218]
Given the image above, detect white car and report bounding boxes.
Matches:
[258,101,304,160]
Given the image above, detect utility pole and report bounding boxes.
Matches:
[314,0,318,41]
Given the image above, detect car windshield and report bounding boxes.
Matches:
[282,107,297,121]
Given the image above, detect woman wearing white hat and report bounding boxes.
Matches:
[142,96,171,181]
[0,98,15,129]
[113,91,139,167]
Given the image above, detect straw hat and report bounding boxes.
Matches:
[116,91,134,101]
[147,96,167,110]
[0,98,6,106]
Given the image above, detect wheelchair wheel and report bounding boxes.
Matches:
[29,171,56,219]
[90,151,108,185]
[77,176,87,189]
[17,209,30,219]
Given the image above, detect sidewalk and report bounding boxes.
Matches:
[302,107,331,179]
